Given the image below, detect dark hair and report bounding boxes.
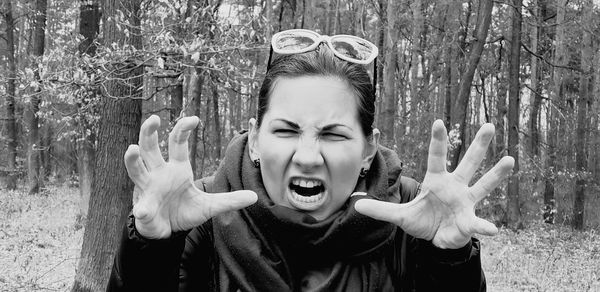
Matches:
[256,45,375,137]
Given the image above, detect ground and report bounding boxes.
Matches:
[1,185,599,291]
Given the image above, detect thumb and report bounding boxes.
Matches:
[469,217,499,236]
[205,190,258,216]
[354,198,404,226]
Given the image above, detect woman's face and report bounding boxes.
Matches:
[249,76,378,220]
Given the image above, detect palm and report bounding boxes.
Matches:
[125,115,257,239]
[355,120,514,249]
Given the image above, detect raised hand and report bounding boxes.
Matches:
[355,120,514,249]
[124,115,257,239]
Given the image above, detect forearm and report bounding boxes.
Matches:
[414,237,486,292]
[107,213,188,292]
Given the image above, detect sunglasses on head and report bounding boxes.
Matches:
[267,29,379,95]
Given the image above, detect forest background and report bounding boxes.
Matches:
[1,0,600,291]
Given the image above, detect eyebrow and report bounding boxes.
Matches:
[270,119,353,131]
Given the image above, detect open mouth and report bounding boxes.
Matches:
[288,178,326,206]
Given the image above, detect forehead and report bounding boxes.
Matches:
[266,76,359,126]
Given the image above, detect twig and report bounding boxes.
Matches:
[521,43,583,73]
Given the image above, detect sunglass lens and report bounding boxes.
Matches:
[274,34,315,51]
[330,36,374,61]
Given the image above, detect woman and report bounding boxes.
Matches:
[108,29,514,291]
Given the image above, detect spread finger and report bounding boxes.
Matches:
[427,120,449,174]
[168,116,200,162]
[139,115,166,170]
[453,123,495,184]
[469,156,515,202]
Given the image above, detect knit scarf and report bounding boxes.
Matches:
[211,132,404,291]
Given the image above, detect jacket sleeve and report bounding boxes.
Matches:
[412,237,486,291]
[396,176,487,292]
[106,213,190,291]
[107,178,215,292]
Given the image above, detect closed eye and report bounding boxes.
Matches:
[322,132,347,141]
[274,128,298,137]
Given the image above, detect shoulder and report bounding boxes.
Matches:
[398,176,420,204]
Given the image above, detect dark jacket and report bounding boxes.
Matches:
[108,176,486,292]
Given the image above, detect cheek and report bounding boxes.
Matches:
[257,136,293,186]
[324,145,364,189]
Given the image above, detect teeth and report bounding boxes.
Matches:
[291,178,323,187]
[291,189,324,203]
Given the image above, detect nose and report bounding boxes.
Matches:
[292,136,324,171]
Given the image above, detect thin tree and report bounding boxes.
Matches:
[505,0,522,229]
[528,0,543,159]
[2,0,18,190]
[448,0,494,170]
[72,0,143,290]
[25,0,47,195]
[76,0,100,218]
[573,0,592,230]
[543,0,567,224]
[380,0,398,146]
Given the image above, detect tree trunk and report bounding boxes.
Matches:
[332,0,339,34]
[72,0,143,290]
[528,0,542,158]
[266,0,273,39]
[505,0,522,229]
[169,76,184,122]
[543,0,567,224]
[24,0,47,194]
[190,71,204,177]
[495,40,507,159]
[380,0,398,146]
[448,0,493,171]
[573,0,592,230]
[76,0,100,219]
[212,80,221,161]
[41,124,52,179]
[410,0,422,127]
[2,0,18,190]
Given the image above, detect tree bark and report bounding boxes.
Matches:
[190,70,204,177]
[528,0,542,158]
[169,76,184,122]
[76,0,100,219]
[72,0,143,290]
[410,0,423,129]
[448,0,493,171]
[495,40,508,160]
[266,0,273,39]
[212,79,221,161]
[443,0,461,130]
[543,0,567,224]
[573,0,592,230]
[505,0,522,229]
[2,0,18,190]
[24,0,47,194]
[380,0,398,146]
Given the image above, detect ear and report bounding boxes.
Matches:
[361,128,380,170]
[248,118,260,161]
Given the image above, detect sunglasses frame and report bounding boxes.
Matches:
[271,29,379,65]
[267,29,379,97]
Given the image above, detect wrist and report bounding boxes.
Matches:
[134,217,171,240]
[420,238,474,264]
[432,236,470,249]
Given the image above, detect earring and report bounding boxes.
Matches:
[359,168,368,177]
[253,158,261,168]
